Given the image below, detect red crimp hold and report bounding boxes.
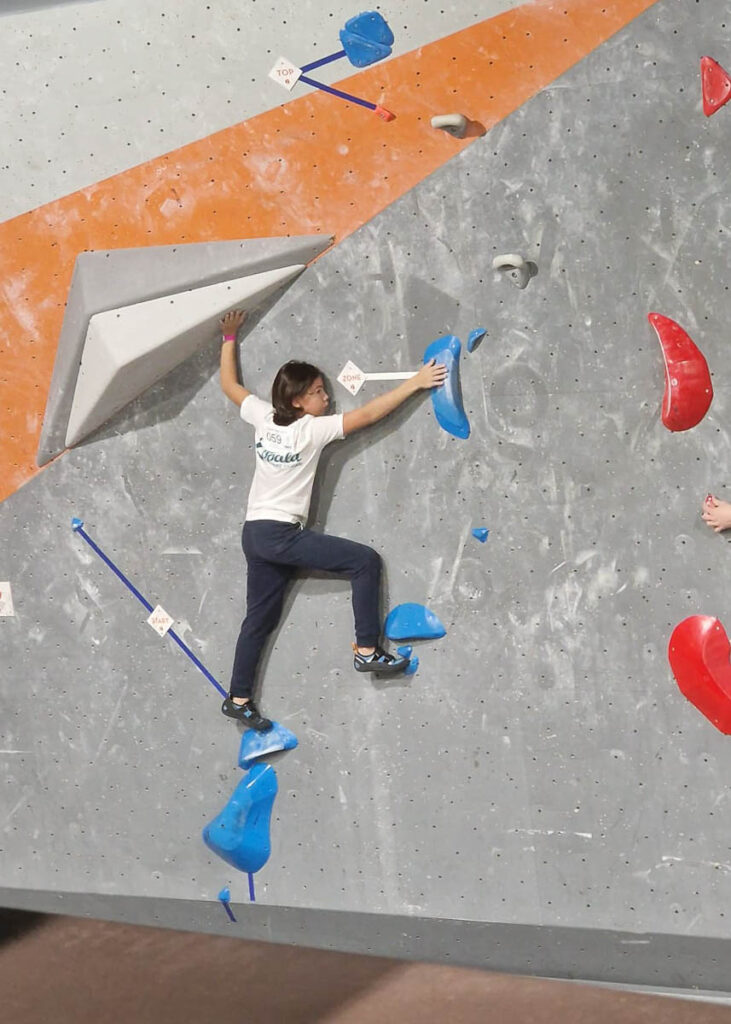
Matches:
[668,616,731,734]
[701,56,731,117]
[375,105,395,122]
[648,313,713,432]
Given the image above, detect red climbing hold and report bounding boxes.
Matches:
[701,56,731,117]
[668,615,731,734]
[648,313,713,432]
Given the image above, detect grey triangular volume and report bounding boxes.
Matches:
[36,234,333,466]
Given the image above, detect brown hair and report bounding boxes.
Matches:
[271,361,322,426]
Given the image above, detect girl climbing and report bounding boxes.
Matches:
[219,308,447,730]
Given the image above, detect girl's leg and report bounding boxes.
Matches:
[273,528,382,647]
[229,555,293,700]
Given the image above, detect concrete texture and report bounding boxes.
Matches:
[37,235,332,465]
[65,263,305,447]
[2,0,731,999]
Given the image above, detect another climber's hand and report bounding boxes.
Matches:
[701,495,731,532]
[220,309,246,338]
[414,358,448,390]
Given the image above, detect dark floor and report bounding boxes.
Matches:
[2,910,730,1024]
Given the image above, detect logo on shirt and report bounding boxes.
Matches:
[255,440,301,465]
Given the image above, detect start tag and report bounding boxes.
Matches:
[147,604,174,637]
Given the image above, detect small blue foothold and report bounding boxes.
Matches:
[467,328,486,353]
[472,528,489,543]
[423,335,470,440]
[71,517,84,531]
[396,645,413,659]
[404,656,419,676]
[238,721,298,770]
[385,603,446,641]
[217,886,236,922]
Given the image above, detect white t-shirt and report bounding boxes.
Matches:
[240,395,345,525]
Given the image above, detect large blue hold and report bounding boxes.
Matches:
[423,335,470,439]
[238,721,298,770]
[340,11,394,68]
[385,603,446,641]
[202,763,277,874]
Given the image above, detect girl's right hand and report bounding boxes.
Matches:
[415,358,448,390]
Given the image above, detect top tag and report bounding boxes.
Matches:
[269,57,302,92]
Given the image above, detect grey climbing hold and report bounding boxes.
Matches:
[430,113,468,139]
[492,253,537,290]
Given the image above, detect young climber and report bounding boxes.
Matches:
[701,494,731,532]
[218,308,447,730]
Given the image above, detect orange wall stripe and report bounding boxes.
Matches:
[0,0,659,503]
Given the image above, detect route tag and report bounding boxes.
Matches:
[337,360,417,395]
[147,604,174,637]
[0,582,14,616]
[337,360,366,396]
[269,57,302,91]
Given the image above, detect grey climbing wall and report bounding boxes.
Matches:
[2,0,731,996]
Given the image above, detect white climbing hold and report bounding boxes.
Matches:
[492,253,535,290]
[430,113,468,138]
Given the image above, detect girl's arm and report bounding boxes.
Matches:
[220,309,251,407]
[342,359,447,436]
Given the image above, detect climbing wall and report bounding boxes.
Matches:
[2,0,731,998]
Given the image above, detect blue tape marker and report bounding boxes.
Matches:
[71,518,227,698]
[300,49,346,73]
[298,74,376,111]
[248,873,256,902]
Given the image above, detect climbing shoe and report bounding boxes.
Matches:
[353,644,410,675]
[221,697,272,731]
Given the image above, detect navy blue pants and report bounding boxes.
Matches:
[229,520,382,698]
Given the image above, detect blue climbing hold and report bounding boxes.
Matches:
[340,11,394,68]
[472,528,489,543]
[71,517,84,531]
[203,763,277,874]
[385,603,446,641]
[423,335,470,440]
[467,327,486,353]
[396,645,418,675]
[238,721,298,770]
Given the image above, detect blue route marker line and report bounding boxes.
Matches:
[298,74,376,111]
[71,518,227,699]
[300,49,346,73]
[248,872,256,902]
